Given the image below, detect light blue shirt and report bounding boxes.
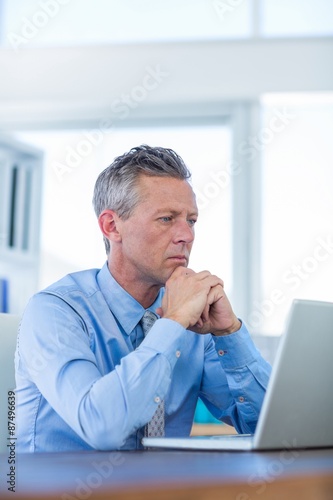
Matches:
[15,263,271,452]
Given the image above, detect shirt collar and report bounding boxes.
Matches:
[96,262,163,336]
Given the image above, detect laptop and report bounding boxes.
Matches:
[142,299,333,451]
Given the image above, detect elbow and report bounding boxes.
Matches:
[86,431,126,451]
[77,397,129,450]
[80,419,128,451]
[81,415,129,450]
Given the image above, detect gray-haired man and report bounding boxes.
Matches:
[16,145,271,452]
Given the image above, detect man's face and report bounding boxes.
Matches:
[115,175,198,287]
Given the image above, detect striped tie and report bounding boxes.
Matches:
[140,310,165,437]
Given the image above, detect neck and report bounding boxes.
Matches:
[107,258,161,309]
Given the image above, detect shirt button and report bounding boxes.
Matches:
[238,396,245,403]
[218,349,225,356]
[154,396,161,404]
[176,350,181,358]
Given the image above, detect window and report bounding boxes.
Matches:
[0,136,43,313]
[2,0,332,51]
[257,93,333,335]
[1,0,253,49]
[261,0,333,38]
[0,138,42,256]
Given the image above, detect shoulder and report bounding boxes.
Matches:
[21,268,103,322]
[42,268,101,299]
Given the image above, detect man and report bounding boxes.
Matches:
[16,145,271,452]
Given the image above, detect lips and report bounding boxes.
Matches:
[168,255,188,262]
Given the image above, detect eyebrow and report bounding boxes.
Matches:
[155,209,199,217]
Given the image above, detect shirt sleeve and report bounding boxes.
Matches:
[199,322,272,434]
[17,293,186,450]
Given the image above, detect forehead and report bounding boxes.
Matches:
[136,175,198,213]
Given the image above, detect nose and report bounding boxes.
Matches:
[173,219,195,245]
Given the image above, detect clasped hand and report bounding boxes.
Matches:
[156,267,241,336]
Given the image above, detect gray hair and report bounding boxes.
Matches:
[92,144,192,254]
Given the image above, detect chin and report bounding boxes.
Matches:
[165,263,186,280]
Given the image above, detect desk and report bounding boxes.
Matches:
[1,448,333,499]
[191,422,237,435]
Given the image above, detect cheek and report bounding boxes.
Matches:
[122,222,170,258]
[139,235,168,263]
[121,227,140,252]
[124,227,155,253]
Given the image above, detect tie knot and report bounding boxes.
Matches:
[140,310,158,336]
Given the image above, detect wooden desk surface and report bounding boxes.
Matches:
[1,447,333,499]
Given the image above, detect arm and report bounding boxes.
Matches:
[18,293,186,450]
[157,266,271,432]
[200,324,271,433]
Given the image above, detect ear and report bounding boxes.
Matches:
[98,210,122,243]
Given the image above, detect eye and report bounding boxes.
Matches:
[187,219,197,227]
[159,216,172,223]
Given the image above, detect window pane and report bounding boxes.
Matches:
[15,125,233,292]
[261,0,333,37]
[259,93,333,335]
[2,0,252,49]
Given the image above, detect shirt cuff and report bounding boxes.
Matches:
[139,318,186,367]
[212,321,260,368]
